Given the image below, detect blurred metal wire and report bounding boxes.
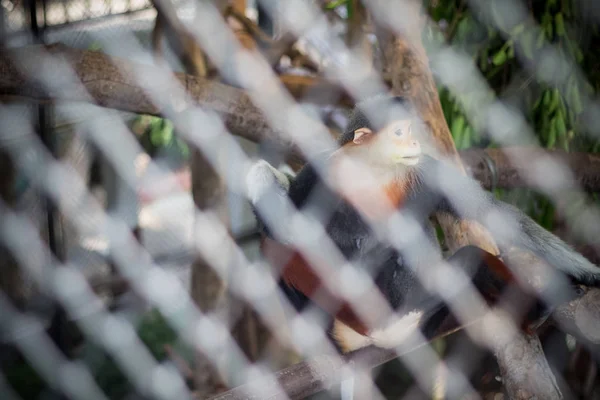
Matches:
[1,0,600,399]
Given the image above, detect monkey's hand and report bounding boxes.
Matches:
[246,159,297,242]
[245,160,293,204]
[246,160,285,204]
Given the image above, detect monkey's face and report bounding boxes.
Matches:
[351,119,421,168]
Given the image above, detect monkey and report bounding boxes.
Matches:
[246,95,600,353]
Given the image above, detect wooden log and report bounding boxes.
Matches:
[205,282,598,400]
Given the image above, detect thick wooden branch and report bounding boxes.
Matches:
[461,148,600,192]
[205,286,599,400]
[204,334,437,400]
[372,0,502,262]
[0,44,348,169]
[0,44,294,150]
[493,333,562,399]
[151,0,208,77]
[374,1,460,164]
[278,74,353,107]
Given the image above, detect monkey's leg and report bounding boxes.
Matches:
[422,245,550,339]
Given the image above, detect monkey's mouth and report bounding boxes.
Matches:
[396,154,421,165]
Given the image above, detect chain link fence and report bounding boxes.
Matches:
[1,0,600,399]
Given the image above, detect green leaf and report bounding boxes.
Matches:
[546,22,554,38]
[564,38,583,63]
[522,31,534,59]
[345,0,354,19]
[150,124,164,147]
[542,13,554,37]
[324,0,347,10]
[556,114,567,136]
[549,89,560,112]
[462,126,473,148]
[574,46,584,63]
[542,90,551,107]
[451,115,466,139]
[492,49,507,65]
[548,117,557,148]
[533,94,542,110]
[479,47,489,70]
[555,13,565,37]
[572,87,583,114]
[177,139,190,159]
[162,120,174,144]
[541,200,555,231]
[536,30,546,49]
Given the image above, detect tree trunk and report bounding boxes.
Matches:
[189,148,232,395]
[0,149,27,309]
[376,8,499,256]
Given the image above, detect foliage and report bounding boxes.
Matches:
[323,0,353,17]
[87,42,189,169]
[83,308,190,399]
[3,309,190,399]
[2,358,46,399]
[425,0,600,229]
[133,115,190,169]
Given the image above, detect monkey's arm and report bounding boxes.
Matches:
[412,156,600,286]
[246,160,296,240]
[246,160,294,205]
[246,156,337,242]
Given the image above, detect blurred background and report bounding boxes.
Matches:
[1,0,600,399]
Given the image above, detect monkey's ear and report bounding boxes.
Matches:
[353,128,373,144]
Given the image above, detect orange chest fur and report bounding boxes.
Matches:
[338,178,411,221]
[327,154,413,219]
[383,180,409,208]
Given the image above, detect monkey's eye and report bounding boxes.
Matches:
[394,129,404,136]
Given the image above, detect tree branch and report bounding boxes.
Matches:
[0,44,295,150]
[151,0,208,77]
[205,286,600,400]
[278,74,353,107]
[461,147,600,192]
[373,0,502,261]
[204,332,446,400]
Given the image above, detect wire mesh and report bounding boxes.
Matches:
[1,0,600,399]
